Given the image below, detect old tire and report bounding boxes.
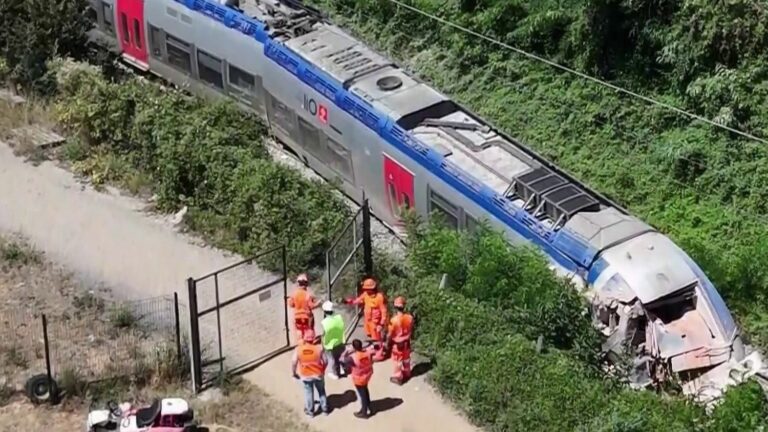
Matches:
[25,374,58,405]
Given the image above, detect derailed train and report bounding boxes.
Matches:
[85,0,764,400]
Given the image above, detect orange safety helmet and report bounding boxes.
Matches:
[394,296,406,308]
[361,278,377,291]
[303,329,316,342]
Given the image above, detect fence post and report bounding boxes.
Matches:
[173,292,182,365]
[41,314,56,404]
[213,273,224,376]
[361,199,373,276]
[187,278,203,394]
[282,245,290,347]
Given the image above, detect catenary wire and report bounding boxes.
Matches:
[378,0,768,146]
[324,1,768,226]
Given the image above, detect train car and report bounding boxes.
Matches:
[85,0,763,399]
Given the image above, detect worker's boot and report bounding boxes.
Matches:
[354,410,370,419]
[389,376,403,385]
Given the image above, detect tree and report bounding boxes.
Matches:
[0,0,91,93]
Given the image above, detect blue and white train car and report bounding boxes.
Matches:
[85,0,759,398]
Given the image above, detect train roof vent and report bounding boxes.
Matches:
[376,75,403,91]
[541,185,600,224]
[507,167,599,228]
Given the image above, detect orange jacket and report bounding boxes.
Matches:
[288,289,317,320]
[347,349,374,386]
[353,292,387,325]
[293,342,325,379]
[388,312,414,344]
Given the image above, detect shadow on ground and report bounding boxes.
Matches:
[371,397,403,414]
[411,361,432,378]
[328,390,357,410]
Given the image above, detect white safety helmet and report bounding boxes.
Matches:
[322,301,334,313]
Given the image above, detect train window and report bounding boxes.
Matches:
[165,34,192,73]
[298,118,323,156]
[401,193,411,210]
[228,64,255,92]
[132,19,142,49]
[119,13,129,43]
[101,2,114,34]
[388,184,398,213]
[269,96,296,138]
[149,25,163,58]
[429,190,460,229]
[326,138,354,182]
[197,50,224,89]
[465,214,479,233]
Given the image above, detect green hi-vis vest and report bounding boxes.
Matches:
[321,313,345,350]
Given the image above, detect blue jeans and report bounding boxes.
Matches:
[302,378,328,415]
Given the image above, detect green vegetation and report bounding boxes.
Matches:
[400,219,767,431]
[53,62,349,273]
[0,0,90,93]
[311,0,768,350]
[2,1,768,427]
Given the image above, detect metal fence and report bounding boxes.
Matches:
[0,294,183,399]
[187,245,290,393]
[326,199,373,339]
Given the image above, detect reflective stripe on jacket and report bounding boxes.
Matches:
[321,314,345,350]
[296,343,325,379]
[354,292,387,325]
[289,289,315,319]
[350,349,374,386]
[389,312,414,344]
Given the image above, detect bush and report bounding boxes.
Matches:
[54,63,348,273]
[707,381,768,432]
[313,0,768,354]
[398,218,768,430]
[406,220,600,363]
[0,0,90,93]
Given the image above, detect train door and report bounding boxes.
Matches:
[116,0,148,69]
[383,154,414,224]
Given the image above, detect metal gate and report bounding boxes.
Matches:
[187,246,290,392]
[326,199,373,338]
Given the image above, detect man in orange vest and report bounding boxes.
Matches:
[388,296,414,385]
[341,338,374,419]
[288,273,319,341]
[291,329,329,417]
[344,277,388,362]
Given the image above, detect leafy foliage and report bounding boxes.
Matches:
[401,221,768,430]
[0,0,90,93]
[406,220,599,363]
[53,63,348,273]
[312,0,768,353]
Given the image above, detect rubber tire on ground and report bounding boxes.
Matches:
[25,374,58,405]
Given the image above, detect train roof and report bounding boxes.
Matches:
[180,0,656,265]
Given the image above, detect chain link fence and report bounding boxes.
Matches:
[188,246,290,392]
[0,294,184,399]
[325,200,373,339]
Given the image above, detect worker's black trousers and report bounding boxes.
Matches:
[355,385,371,414]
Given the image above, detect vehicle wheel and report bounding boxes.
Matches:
[25,374,58,405]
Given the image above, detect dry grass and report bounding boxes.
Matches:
[0,381,316,432]
[0,96,56,163]
[195,383,315,432]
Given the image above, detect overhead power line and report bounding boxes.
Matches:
[329,1,768,226]
[382,0,768,146]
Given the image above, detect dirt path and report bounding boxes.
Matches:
[0,143,477,432]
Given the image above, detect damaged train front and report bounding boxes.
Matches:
[587,231,766,403]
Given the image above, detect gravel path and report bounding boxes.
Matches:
[0,142,476,432]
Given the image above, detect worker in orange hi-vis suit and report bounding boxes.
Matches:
[387,296,414,385]
[288,273,320,341]
[344,277,388,362]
